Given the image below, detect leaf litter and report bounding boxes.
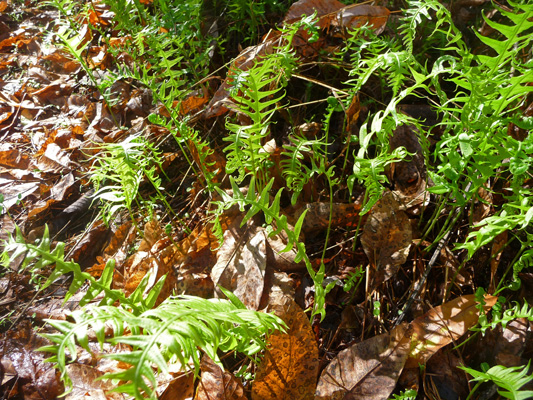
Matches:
[0,0,532,399]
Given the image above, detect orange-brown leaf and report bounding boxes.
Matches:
[252,289,319,400]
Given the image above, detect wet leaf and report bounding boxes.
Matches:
[315,323,411,400]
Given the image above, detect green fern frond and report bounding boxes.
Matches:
[39,295,285,399]
[281,134,325,204]
[460,361,533,400]
[224,56,286,187]
[0,226,163,314]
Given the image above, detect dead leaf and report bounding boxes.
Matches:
[0,148,31,169]
[159,372,195,400]
[65,363,122,400]
[489,230,507,292]
[252,287,318,400]
[284,0,390,36]
[345,94,360,133]
[284,0,346,23]
[211,220,268,310]
[360,191,412,286]
[315,323,411,400]
[388,124,429,210]
[405,294,498,368]
[195,355,246,400]
[291,201,362,234]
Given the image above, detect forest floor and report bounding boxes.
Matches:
[0,0,532,399]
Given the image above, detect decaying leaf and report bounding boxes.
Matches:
[211,221,268,310]
[489,231,507,292]
[360,191,412,286]
[252,287,319,400]
[290,201,362,234]
[315,323,411,400]
[195,355,246,400]
[405,294,498,368]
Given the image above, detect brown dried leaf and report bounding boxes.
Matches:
[329,4,390,36]
[284,0,346,23]
[252,287,318,400]
[211,222,267,310]
[360,191,412,286]
[195,356,246,400]
[346,94,360,133]
[65,363,121,400]
[284,0,390,36]
[405,294,498,368]
[388,124,428,207]
[159,372,195,400]
[315,323,411,400]
[489,231,507,292]
[291,201,362,234]
[0,148,31,169]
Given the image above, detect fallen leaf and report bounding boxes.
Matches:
[489,231,507,292]
[360,191,412,286]
[388,124,429,210]
[284,0,346,23]
[195,355,246,400]
[65,363,120,400]
[252,287,319,400]
[405,294,498,368]
[211,221,268,310]
[315,323,411,400]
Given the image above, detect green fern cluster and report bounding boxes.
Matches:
[1,227,285,400]
[89,134,171,227]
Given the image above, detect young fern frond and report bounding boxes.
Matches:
[224,56,286,188]
[281,134,325,204]
[399,0,461,55]
[473,1,533,114]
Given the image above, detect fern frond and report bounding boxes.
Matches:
[281,134,325,203]
[1,226,164,314]
[39,295,285,399]
[460,361,533,400]
[223,56,285,186]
